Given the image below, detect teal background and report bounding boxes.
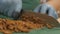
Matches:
[22,0,40,10]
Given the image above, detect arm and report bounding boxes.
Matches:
[37,4,58,19]
[15,0,22,12]
[6,0,22,19]
[33,5,41,13]
[40,4,48,14]
[48,8,58,19]
[33,4,48,13]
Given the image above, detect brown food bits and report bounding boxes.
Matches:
[0,10,59,34]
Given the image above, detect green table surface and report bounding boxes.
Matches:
[29,27,60,34]
[13,27,60,34]
[0,27,60,34]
